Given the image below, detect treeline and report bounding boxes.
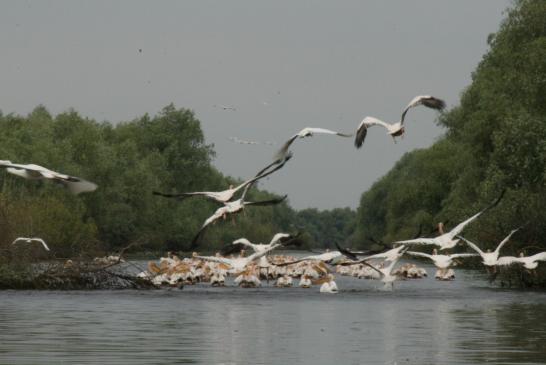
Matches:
[352,0,546,284]
[0,104,355,260]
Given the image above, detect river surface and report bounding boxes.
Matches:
[1,262,545,365]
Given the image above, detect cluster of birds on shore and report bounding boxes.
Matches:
[3,94,545,292]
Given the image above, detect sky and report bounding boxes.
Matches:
[0,1,512,210]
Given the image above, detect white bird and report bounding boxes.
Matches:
[497,252,546,270]
[458,228,520,267]
[317,274,339,293]
[354,95,445,147]
[12,237,50,251]
[190,195,288,248]
[275,127,352,161]
[363,250,406,290]
[406,249,478,269]
[229,233,294,254]
[0,160,97,194]
[393,192,504,250]
[197,235,295,273]
[153,153,291,204]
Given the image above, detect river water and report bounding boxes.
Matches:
[1,263,545,365]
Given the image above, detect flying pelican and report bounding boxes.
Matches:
[354,95,445,147]
[457,227,520,269]
[274,127,352,161]
[153,153,291,204]
[336,245,408,265]
[196,233,298,273]
[221,233,300,256]
[12,237,50,251]
[0,160,97,194]
[406,249,478,269]
[497,252,546,270]
[190,195,288,248]
[393,191,505,250]
[365,248,408,290]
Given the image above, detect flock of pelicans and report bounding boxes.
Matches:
[3,95,545,292]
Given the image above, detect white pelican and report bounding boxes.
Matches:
[457,228,520,268]
[371,255,405,290]
[406,249,478,269]
[394,191,504,250]
[190,195,288,248]
[274,127,352,161]
[153,155,291,204]
[196,233,297,273]
[0,160,97,194]
[354,95,445,147]
[495,251,546,275]
[337,245,408,265]
[226,233,295,254]
[316,274,338,293]
[12,237,50,251]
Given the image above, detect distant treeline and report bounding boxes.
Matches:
[0,104,355,259]
[352,0,546,285]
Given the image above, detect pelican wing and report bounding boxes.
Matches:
[355,117,390,148]
[494,228,520,254]
[243,195,287,207]
[450,253,479,259]
[400,95,446,124]
[32,238,50,251]
[274,135,299,162]
[393,237,439,246]
[60,178,98,194]
[220,241,251,256]
[405,251,433,259]
[497,256,521,266]
[456,235,484,256]
[448,190,505,238]
[529,252,546,262]
[298,127,352,137]
[196,255,233,267]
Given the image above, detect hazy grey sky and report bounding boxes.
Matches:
[0,1,511,210]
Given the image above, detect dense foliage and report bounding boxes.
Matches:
[353,0,546,285]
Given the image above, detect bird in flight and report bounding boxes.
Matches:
[354,95,445,147]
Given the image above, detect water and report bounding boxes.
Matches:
[1,264,546,365]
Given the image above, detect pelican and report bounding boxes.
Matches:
[367,251,406,290]
[354,95,445,147]
[497,252,546,270]
[393,191,505,250]
[153,154,291,204]
[222,233,297,255]
[0,160,97,194]
[12,237,50,251]
[406,249,478,269]
[457,227,520,268]
[336,245,408,265]
[274,127,352,161]
[316,274,338,293]
[196,233,298,273]
[190,195,288,248]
